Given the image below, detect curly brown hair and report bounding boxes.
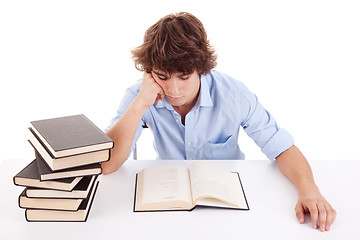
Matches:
[131,12,217,75]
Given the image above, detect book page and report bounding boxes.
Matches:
[138,165,193,210]
[195,173,248,209]
[189,162,239,207]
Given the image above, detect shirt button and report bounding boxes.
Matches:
[189,158,193,160]
[176,120,179,123]
[188,142,191,145]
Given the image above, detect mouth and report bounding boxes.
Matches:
[167,95,184,100]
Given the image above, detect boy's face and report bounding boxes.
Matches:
[152,70,200,108]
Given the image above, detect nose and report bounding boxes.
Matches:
[166,78,180,95]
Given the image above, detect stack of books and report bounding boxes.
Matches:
[13,114,114,222]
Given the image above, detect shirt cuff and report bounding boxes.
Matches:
[261,128,294,160]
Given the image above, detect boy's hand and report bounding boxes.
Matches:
[135,72,165,109]
[296,187,337,232]
[275,146,337,232]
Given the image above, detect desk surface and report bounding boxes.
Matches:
[1,159,359,240]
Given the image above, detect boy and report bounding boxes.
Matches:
[102,12,336,231]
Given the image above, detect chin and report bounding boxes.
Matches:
[169,102,183,107]
[167,97,184,104]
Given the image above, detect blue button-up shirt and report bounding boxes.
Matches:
[106,71,294,160]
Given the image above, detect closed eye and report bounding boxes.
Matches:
[179,74,190,80]
[158,76,168,80]
[153,71,168,80]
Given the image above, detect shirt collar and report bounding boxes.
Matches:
[154,74,214,110]
[154,97,173,110]
[197,74,213,107]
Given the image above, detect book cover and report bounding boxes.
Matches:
[35,151,102,181]
[25,180,99,222]
[30,114,114,158]
[28,130,110,171]
[13,160,82,191]
[25,175,97,199]
[19,189,83,211]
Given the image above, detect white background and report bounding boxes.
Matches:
[1,0,359,164]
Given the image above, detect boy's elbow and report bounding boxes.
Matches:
[101,164,120,175]
[101,166,114,175]
[101,157,126,175]
[100,161,115,175]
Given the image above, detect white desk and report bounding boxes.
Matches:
[1,159,359,240]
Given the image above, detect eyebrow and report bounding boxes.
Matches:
[180,72,190,76]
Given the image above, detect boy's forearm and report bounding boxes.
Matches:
[276,145,336,231]
[275,145,318,194]
[102,98,147,174]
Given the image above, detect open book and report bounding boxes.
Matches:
[134,162,249,212]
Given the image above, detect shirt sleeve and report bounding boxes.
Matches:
[105,82,146,155]
[239,84,294,160]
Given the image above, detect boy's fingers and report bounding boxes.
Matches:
[330,206,337,225]
[159,88,165,100]
[325,204,333,231]
[327,205,337,230]
[317,204,327,232]
[308,203,319,229]
[151,71,166,101]
[295,202,305,224]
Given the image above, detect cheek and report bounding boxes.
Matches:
[185,83,195,93]
[187,79,200,94]
[156,80,167,90]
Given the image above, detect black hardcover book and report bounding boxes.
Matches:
[19,189,83,211]
[25,181,99,222]
[25,175,97,199]
[28,129,110,171]
[13,160,82,191]
[35,151,102,181]
[30,114,114,158]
